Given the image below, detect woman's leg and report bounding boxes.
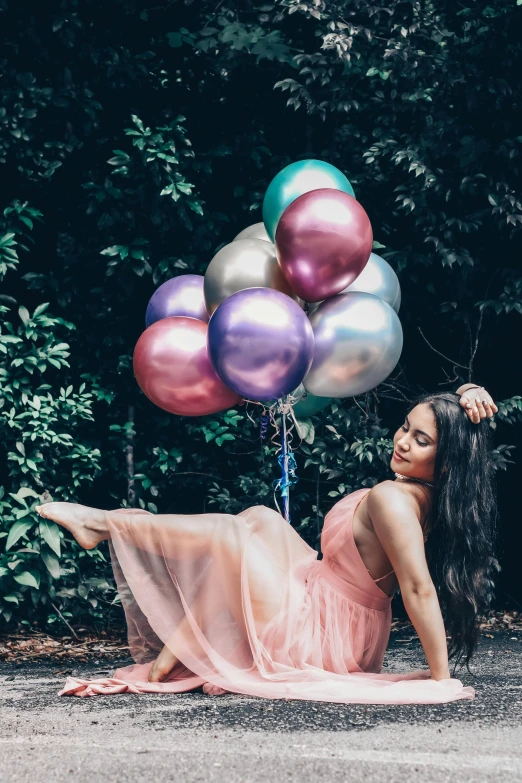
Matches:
[37,502,295,627]
[148,576,212,682]
[36,502,293,682]
[35,503,218,682]
[148,537,290,684]
[35,504,156,548]
[110,506,292,683]
[35,502,235,557]
[35,502,110,549]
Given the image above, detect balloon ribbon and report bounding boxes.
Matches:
[260,412,269,441]
[273,408,298,523]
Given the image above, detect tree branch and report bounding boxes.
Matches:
[50,601,79,640]
[418,327,470,370]
[126,405,136,507]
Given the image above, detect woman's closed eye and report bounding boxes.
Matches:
[401,424,428,447]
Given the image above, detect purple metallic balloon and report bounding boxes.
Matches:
[207,288,314,401]
[145,275,209,327]
[275,189,373,303]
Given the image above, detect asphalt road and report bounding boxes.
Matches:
[1,630,522,783]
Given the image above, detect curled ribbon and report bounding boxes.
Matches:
[245,396,300,523]
[260,412,269,442]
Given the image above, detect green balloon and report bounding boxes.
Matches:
[262,160,356,242]
[293,387,333,418]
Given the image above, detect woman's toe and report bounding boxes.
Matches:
[202,683,227,696]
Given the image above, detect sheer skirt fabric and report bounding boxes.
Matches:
[60,491,474,703]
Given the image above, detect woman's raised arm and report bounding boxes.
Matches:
[367,482,451,680]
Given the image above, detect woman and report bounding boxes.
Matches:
[36,383,498,703]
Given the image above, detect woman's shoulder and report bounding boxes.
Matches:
[367,480,429,521]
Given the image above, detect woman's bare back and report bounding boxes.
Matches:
[351,481,432,597]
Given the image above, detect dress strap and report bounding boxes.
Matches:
[315,562,392,611]
[371,567,395,583]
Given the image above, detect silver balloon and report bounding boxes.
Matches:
[304,292,403,398]
[308,253,401,315]
[204,239,294,316]
[233,223,272,244]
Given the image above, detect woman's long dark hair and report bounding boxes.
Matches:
[407,392,497,669]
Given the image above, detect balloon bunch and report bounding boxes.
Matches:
[133,159,403,519]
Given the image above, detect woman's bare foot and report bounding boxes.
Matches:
[35,502,109,550]
[148,644,179,682]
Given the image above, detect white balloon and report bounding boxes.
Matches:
[233,223,272,244]
[204,239,294,315]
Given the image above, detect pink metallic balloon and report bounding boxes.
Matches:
[275,189,373,303]
[133,317,241,417]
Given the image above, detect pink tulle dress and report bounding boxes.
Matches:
[60,488,474,703]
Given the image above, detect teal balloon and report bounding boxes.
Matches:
[262,160,356,242]
[292,384,333,418]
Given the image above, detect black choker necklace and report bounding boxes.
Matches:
[394,472,434,489]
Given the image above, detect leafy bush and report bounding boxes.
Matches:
[0,211,115,628]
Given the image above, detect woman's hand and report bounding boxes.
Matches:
[457,384,498,424]
[430,669,451,681]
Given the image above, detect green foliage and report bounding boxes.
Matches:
[0,232,18,279]
[0,212,113,627]
[0,0,520,629]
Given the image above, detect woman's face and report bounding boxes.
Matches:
[390,403,438,484]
